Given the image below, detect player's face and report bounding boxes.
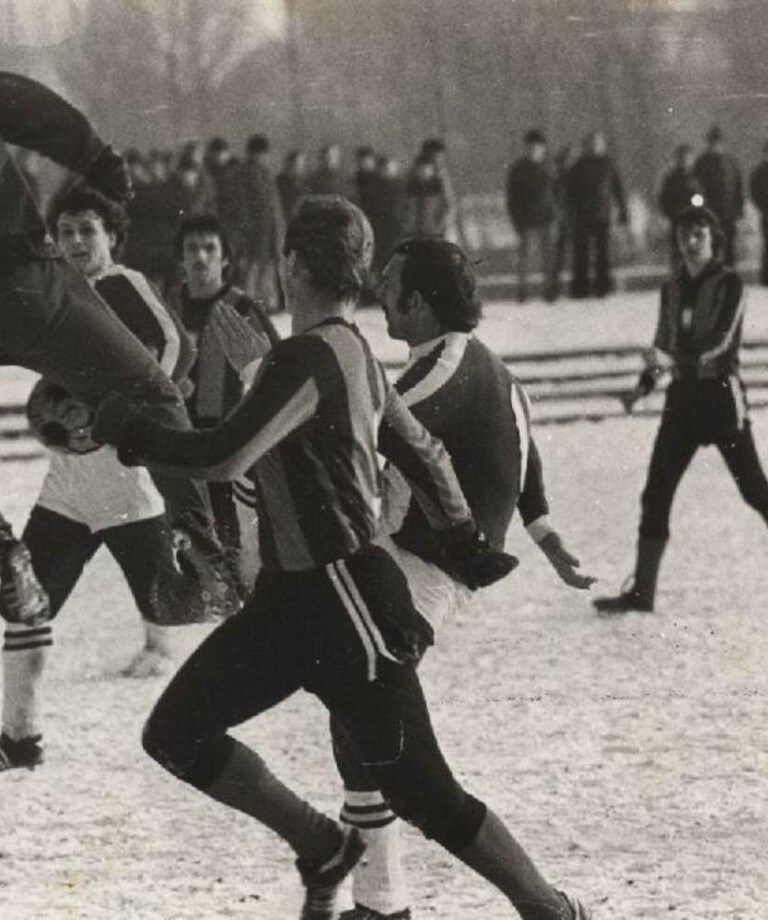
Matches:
[182,232,228,288]
[676,222,713,268]
[56,210,116,279]
[377,255,409,341]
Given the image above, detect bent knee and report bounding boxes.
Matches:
[141,713,234,790]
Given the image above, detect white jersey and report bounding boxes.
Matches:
[35,264,182,532]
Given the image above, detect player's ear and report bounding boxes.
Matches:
[403,289,422,313]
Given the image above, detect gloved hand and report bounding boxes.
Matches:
[0,526,50,626]
[438,521,518,591]
[84,145,133,204]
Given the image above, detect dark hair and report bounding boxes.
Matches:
[421,137,446,156]
[706,124,723,144]
[392,238,482,332]
[283,195,373,301]
[247,133,270,155]
[48,181,130,255]
[524,128,546,146]
[673,204,725,258]
[207,136,229,155]
[356,144,375,159]
[674,143,693,159]
[173,213,233,268]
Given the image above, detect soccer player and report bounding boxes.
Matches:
[595,205,768,613]
[169,214,280,591]
[333,238,595,920]
[0,72,234,647]
[1,182,209,771]
[99,196,590,920]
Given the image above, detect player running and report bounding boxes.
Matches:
[0,72,236,679]
[333,237,595,920]
[98,196,591,920]
[595,204,768,613]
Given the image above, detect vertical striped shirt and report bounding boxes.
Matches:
[116,317,473,571]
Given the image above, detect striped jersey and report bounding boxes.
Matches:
[389,332,548,563]
[118,317,473,571]
[654,263,744,380]
[37,264,189,532]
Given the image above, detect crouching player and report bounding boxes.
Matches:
[98,197,592,920]
[333,238,595,920]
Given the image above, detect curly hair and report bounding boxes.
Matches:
[48,181,130,255]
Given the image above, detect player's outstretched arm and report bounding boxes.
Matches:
[0,71,126,195]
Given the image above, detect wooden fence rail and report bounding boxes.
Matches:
[4,340,768,460]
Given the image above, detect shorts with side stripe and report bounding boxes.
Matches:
[142,542,485,850]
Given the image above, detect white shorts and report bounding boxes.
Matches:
[375,532,472,634]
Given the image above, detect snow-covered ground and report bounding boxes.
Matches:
[2,289,768,919]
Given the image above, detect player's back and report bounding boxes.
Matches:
[248,318,388,573]
[395,332,528,553]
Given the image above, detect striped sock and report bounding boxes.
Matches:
[2,623,52,741]
[341,790,410,915]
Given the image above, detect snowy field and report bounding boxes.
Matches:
[2,289,768,919]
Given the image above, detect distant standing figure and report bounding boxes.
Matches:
[658,144,703,266]
[749,140,768,286]
[694,125,743,267]
[548,144,577,302]
[505,129,556,302]
[276,149,308,220]
[370,155,407,274]
[567,130,628,299]
[241,134,283,308]
[403,153,449,239]
[309,144,349,197]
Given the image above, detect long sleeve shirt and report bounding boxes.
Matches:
[113,317,474,572]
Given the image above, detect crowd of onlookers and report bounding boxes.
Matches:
[505,123,768,302]
[111,134,460,309]
[17,121,768,311]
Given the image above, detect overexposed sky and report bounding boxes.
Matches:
[0,0,287,47]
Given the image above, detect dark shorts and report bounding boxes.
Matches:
[23,505,178,621]
[144,543,483,850]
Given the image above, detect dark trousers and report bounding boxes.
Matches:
[721,219,737,268]
[142,546,483,851]
[22,506,178,620]
[639,417,768,540]
[0,253,213,535]
[570,220,612,298]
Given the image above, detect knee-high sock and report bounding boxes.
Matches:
[206,738,342,866]
[142,621,173,657]
[2,623,52,741]
[456,808,570,920]
[341,789,410,915]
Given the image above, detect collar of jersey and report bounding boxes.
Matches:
[409,330,471,362]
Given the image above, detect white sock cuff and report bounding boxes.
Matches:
[341,789,396,829]
[3,624,53,652]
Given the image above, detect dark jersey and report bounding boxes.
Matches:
[117,317,472,572]
[391,333,549,565]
